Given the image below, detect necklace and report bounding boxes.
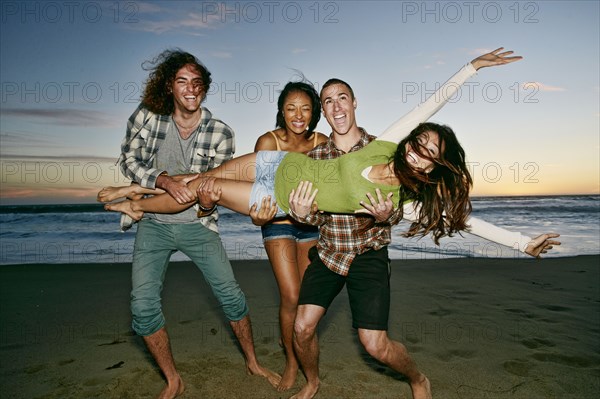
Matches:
[173,114,201,139]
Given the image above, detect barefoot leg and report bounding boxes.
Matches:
[264,238,304,391]
[143,328,185,399]
[230,315,282,388]
[203,152,259,181]
[105,200,144,221]
[97,183,163,203]
[127,178,255,216]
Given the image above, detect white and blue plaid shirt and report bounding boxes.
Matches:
[117,104,235,232]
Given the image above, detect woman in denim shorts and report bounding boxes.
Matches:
[250,79,327,390]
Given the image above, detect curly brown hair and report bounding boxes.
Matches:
[393,122,473,244]
[140,49,212,115]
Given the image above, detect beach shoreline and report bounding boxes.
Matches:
[1,255,599,398]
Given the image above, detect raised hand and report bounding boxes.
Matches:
[471,47,523,70]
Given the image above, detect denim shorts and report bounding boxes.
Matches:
[250,151,287,217]
[261,222,319,243]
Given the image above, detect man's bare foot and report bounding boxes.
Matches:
[411,374,431,399]
[157,375,185,399]
[277,362,299,391]
[289,380,319,399]
[105,200,144,221]
[247,363,282,389]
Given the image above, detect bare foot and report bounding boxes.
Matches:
[98,183,162,203]
[105,200,144,221]
[289,381,319,399]
[247,364,282,389]
[97,185,135,203]
[277,361,299,391]
[157,375,185,399]
[411,374,431,399]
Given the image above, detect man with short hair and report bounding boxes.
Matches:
[289,76,429,399]
[289,49,524,399]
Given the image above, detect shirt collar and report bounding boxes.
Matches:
[327,127,372,153]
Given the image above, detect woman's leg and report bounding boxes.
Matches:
[203,152,259,181]
[263,233,317,391]
[99,152,259,204]
[105,178,255,218]
[264,237,302,391]
[97,183,164,203]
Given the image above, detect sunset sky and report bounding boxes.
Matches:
[1,1,598,205]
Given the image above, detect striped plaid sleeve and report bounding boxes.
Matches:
[210,119,235,166]
[119,106,165,188]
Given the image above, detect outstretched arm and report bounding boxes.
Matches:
[466,216,560,257]
[377,47,522,144]
[402,202,560,258]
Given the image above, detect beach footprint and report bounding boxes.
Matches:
[428,305,453,317]
[58,358,75,366]
[504,307,537,319]
[530,352,594,368]
[24,364,46,374]
[521,337,555,350]
[503,358,534,377]
[536,304,571,312]
[436,349,476,362]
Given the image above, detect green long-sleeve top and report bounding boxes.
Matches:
[274,140,398,214]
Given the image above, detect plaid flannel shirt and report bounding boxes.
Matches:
[291,129,402,276]
[117,104,235,232]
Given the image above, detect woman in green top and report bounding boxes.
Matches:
[102,47,559,257]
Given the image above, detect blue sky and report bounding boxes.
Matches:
[1,0,599,204]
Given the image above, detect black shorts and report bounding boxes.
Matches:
[298,246,391,330]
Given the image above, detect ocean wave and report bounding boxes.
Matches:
[1,195,598,264]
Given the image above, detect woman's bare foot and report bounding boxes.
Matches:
[97,183,163,203]
[247,363,282,389]
[97,185,135,203]
[157,374,185,399]
[104,200,144,221]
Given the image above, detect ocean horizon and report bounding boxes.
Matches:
[0,194,598,265]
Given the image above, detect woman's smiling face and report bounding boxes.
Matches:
[404,131,441,173]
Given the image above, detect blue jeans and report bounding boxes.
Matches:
[130,219,248,336]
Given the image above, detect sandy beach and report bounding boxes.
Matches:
[1,255,598,398]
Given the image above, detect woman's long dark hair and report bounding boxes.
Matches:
[393,122,473,244]
[141,49,212,115]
